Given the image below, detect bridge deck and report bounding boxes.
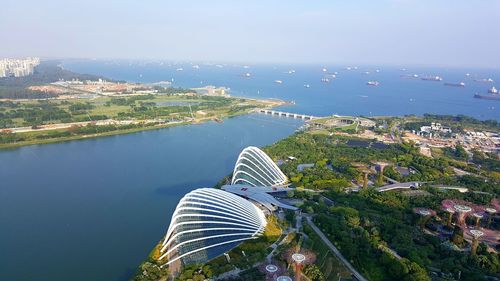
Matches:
[257,109,319,120]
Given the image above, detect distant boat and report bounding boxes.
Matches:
[304,84,310,88]
[475,78,494,83]
[367,81,380,86]
[364,71,370,75]
[421,76,443,81]
[488,86,498,94]
[444,82,466,87]
[176,68,183,71]
[375,69,380,73]
[243,65,250,69]
[322,67,328,72]
[192,65,200,69]
[330,74,337,78]
[288,69,296,74]
[274,80,283,84]
[474,93,500,101]
[243,73,251,78]
[321,78,330,83]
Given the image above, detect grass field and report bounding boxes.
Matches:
[0,94,283,149]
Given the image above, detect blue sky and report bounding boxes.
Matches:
[1,0,499,67]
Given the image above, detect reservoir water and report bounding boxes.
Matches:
[0,114,303,281]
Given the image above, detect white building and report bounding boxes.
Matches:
[0,57,40,78]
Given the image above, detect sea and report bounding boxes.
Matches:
[62,59,500,120]
[0,60,499,281]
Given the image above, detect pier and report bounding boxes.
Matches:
[257,109,318,120]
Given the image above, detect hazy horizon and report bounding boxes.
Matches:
[2,0,500,68]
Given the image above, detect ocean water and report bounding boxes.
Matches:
[63,60,500,120]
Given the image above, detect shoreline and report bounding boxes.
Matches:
[0,120,189,150]
[0,97,287,150]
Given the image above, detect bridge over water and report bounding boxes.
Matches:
[256,109,319,120]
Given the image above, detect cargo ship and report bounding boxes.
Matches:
[367,81,379,86]
[474,94,500,101]
[444,82,465,87]
[401,74,419,79]
[421,76,443,81]
[488,86,498,94]
[475,78,494,83]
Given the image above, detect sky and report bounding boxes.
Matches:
[1,0,499,68]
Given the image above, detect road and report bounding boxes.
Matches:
[2,118,189,134]
[389,121,401,143]
[305,216,368,281]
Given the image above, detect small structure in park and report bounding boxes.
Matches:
[352,163,372,188]
[454,204,473,225]
[372,161,391,185]
[265,264,279,280]
[445,207,455,226]
[485,208,496,227]
[283,249,316,281]
[413,208,436,229]
[292,253,306,281]
[472,212,484,227]
[470,230,485,256]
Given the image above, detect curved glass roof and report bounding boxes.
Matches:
[159,188,267,266]
[231,146,287,187]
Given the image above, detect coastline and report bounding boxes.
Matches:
[0,97,287,150]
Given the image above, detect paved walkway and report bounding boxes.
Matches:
[379,245,402,260]
[305,216,368,281]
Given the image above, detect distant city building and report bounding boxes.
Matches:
[192,85,230,97]
[419,122,452,135]
[0,57,40,78]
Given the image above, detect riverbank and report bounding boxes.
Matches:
[0,95,286,149]
[0,120,189,149]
